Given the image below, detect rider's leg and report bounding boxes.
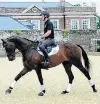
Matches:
[39,41,50,64]
[39,39,54,65]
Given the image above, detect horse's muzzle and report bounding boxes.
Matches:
[8,55,15,61]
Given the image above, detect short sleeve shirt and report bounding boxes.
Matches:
[44,20,54,39]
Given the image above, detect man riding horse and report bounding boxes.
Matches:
[1,11,97,97]
[39,10,55,67]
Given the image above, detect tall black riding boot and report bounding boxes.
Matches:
[42,50,50,67]
[44,54,50,66]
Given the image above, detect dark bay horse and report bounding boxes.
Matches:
[1,36,97,96]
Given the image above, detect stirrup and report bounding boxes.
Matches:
[44,59,49,67]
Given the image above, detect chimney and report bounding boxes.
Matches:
[60,0,65,7]
[42,0,45,2]
[60,0,65,2]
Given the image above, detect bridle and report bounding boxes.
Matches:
[5,37,40,58]
[7,42,38,57]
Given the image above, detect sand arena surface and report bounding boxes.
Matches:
[0,56,100,104]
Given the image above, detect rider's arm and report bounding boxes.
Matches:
[41,30,51,38]
[41,21,53,38]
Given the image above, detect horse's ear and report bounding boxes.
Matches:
[1,39,8,47]
[1,39,4,42]
[1,39,7,43]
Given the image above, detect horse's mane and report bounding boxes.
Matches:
[7,35,39,49]
[7,35,38,43]
[23,38,39,49]
[23,38,34,43]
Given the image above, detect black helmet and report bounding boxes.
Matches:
[40,10,50,17]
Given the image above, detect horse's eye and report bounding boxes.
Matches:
[3,43,7,47]
[10,45,12,47]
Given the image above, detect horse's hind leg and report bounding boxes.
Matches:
[61,61,74,94]
[70,57,97,92]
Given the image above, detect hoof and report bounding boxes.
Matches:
[5,89,11,94]
[38,90,45,96]
[92,85,97,93]
[61,90,69,94]
[38,92,44,96]
[93,89,97,92]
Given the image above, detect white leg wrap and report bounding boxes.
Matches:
[66,83,72,92]
[11,81,17,88]
[89,79,94,86]
[41,85,45,91]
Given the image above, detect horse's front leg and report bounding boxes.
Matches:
[5,68,31,94]
[35,67,46,96]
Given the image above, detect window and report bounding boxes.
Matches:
[82,19,90,30]
[71,19,79,30]
[31,20,40,30]
[91,39,100,52]
[51,19,59,30]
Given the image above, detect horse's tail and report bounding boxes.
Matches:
[77,45,90,72]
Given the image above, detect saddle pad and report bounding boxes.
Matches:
[38,45,59,56]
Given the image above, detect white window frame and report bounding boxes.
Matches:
[18,20,27,22]
[71,19,79,30]
[31,20,40,30]
[51,19,59,30]
[91,39,100,52]
[18,20,27,23]
[82,19,90,30]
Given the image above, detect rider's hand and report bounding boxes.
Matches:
[37,36,41,40]
[41,36,44,39]
[37,36,44,41]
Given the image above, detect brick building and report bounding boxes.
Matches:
[0,1,96,31]
[0,1,98,53]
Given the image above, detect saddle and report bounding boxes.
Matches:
[46,44,57,53]
[38,44,59,56]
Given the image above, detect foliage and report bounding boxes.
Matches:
[96,16,100,29]
[97,22,100,29]
[96,40,100,52]
[63,29,69,37]
[12,30,21,35]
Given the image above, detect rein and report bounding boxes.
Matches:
[8,42,38,56]
[6,37,40,56]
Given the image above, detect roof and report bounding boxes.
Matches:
[0,2,73,8]
[0,16,29,30]
[22,5,44,13]
[19,21,33,26]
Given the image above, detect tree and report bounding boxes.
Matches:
[96,16,100,29]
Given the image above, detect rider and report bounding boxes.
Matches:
[39,10,55,67]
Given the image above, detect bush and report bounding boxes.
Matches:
[63,29,69,37]
[12,30,21,35]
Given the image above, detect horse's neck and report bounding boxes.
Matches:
[15,38,32,50]
[13,39,32,61]
[21,45,38,61]
[17,40,39,61]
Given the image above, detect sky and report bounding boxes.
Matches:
[0,0,100,15]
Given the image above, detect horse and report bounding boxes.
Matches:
[1,36,97,96]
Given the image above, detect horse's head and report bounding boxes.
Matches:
[1,36,40,61]
[1,39,16,61]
